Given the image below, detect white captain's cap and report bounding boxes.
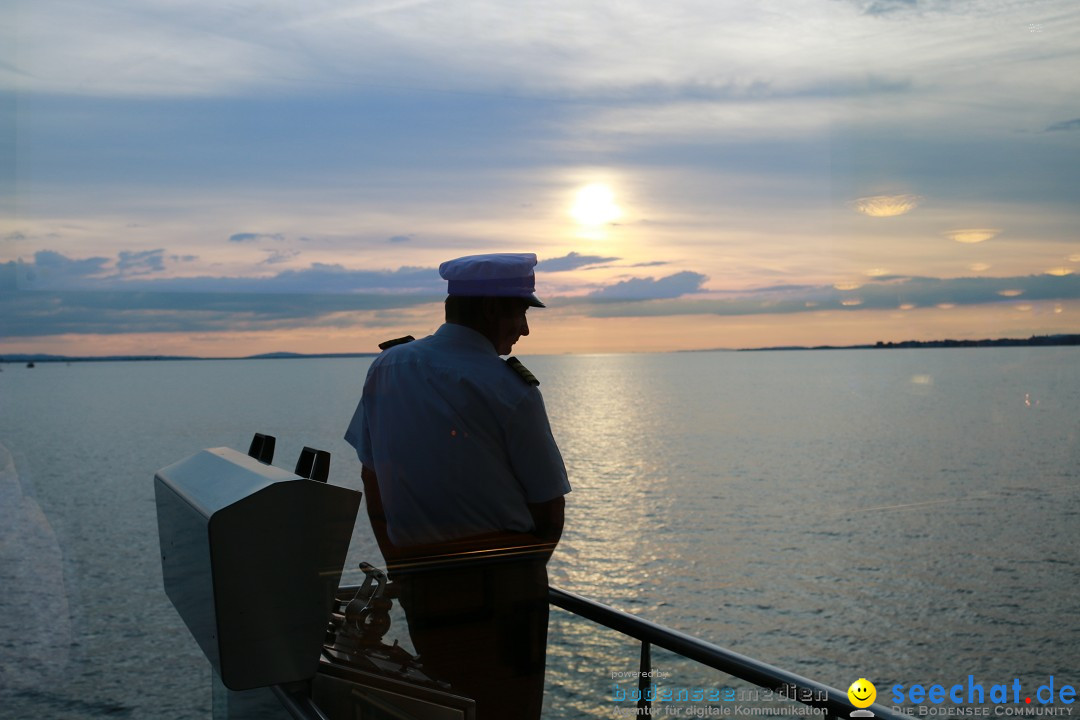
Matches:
[438,253,545,307]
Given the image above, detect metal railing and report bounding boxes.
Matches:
[271,684,331,720]
[277,582,905,720]
[549,586,905,720]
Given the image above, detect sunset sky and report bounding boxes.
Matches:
[2,0,1078,356]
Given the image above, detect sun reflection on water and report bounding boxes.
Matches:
[540,354,674,600]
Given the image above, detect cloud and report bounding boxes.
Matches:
[851,194,922,217]
[600,73,915,108]
[845,0,919,16]
[387,235,413,244]
[577,274,1080,318]
[16,250,110,288]
[261,249,300,265]
[944,229,1000,244]
[110,263,442,295]
[4,261,1079,339]
[246,264,442,294]
[0,291,440,338]
[0,261,16,291]
[585,271,708,301]
[536,251,620,273]
[229,233,285,243]
[32,250,104,272]
[1045,118,1080,132]
[12,249,173,287]
[9,250,443,295]
[115,249,165,276]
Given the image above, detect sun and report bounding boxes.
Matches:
[571,184,622,226]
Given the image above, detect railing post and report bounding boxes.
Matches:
[638,640,652,714]
[548,586,908,720]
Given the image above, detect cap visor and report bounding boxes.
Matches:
[527,294,546,308]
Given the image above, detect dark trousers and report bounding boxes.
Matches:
[395,557,550,720]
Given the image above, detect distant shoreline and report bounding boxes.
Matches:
[2,334,1078,364]
[0,351,379,365]
[735,334,1080,352]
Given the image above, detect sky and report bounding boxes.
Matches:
[2,0,1078,356]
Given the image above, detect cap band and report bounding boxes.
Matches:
[446,275,536,297]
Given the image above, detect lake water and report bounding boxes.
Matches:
[1,349,1077,719]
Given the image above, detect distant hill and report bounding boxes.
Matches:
[739,334,1080,352]
[0,351,378,364]
[243,352,379,359]
[0,353,199,364]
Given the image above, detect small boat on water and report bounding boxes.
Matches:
[154,434,901,720]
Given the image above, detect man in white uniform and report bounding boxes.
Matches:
[344,253,570,720]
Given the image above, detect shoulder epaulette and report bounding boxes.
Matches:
[505,356,539,387]
[378,335,415,351]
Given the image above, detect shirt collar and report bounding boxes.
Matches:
[435,323,498,356]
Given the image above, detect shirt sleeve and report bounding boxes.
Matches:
[505,389,571,503]
[344,365,376,466]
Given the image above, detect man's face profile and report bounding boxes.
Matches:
[494,300,530,355]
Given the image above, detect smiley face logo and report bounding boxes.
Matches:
[848,678,877,708]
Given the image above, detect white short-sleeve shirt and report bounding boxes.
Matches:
[344,323,571,547]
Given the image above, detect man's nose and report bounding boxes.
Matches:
[520,316,530,336]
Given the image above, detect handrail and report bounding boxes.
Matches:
[271,684,331,720]
[549,586,906,720]
[316,582,904,720]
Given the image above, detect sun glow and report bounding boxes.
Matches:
[571,184,623,226]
